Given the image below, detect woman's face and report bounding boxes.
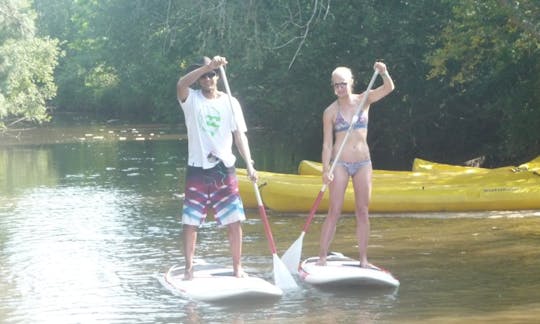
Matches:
[332,69,353,97]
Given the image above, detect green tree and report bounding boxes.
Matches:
[30,0,540,167]
[0,0,61,128]
[425,0,540,163]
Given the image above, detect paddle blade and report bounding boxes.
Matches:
[281,232,305,275]
[272,253,298,290]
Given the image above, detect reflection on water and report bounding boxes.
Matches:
[1,124,540,323]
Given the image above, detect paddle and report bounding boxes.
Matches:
[281,69,380,274]
[219,66,298,290]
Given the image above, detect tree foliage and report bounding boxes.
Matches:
[10,0,540,167]
[0,0,61,127]
[425,0,540,163]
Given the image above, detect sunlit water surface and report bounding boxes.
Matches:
[1,125,540,323]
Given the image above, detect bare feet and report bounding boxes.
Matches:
[359,262,380,271]
[234,268,248,278]
[315,258,327,266]
[183,267,193,280]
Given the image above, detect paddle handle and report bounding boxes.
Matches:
[300,69,380,234]
[220,66,234,111]
[220,65,278,255]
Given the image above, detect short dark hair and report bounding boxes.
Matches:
[186,56,218,74]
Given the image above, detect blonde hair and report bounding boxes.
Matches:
[331,66,354,82]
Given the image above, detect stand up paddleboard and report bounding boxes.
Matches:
[165,262,283,302]
[299,252,400,288]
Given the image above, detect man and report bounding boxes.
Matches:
[176,55,257,280]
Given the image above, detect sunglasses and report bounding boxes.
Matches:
[332,82,348,88]
[200,71,218,79]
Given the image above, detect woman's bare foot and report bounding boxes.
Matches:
[183,267,193,280]
[359,262,380,271]
[315,257,327,266]
[234,268,248,278]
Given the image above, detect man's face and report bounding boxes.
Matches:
[198,71,219,92]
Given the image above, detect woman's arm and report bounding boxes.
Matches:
[321,107,335,184]
[367,62,395,104]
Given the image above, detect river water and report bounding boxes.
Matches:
[1,124,539,323]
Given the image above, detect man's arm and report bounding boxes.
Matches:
[177,56,228,102]
[177,65,212,102]
[233,130,257,180]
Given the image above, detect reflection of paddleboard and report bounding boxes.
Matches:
[165,262,283,302]
[299,252,400,287]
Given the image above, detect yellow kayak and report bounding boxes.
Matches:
[412,156,540,173]
[299,156,540,176]
[412,158,515,173]
[257,170,540,213]
[517,155,540,173]
[237,168,316,209]
[239,156,540,212]
[297,160,323,176]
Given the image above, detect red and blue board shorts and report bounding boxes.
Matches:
[182,162,246,227]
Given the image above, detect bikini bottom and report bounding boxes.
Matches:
[334,159,371,177]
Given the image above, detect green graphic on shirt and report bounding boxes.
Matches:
[199,107,221,137]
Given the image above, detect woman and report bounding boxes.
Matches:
[317,62,395,268]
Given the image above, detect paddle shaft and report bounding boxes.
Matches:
[219,66,278,255]
[254,183,278,254]
[301,69,379,233]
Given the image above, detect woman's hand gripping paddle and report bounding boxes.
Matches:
[281,69,380,275]
[219,66,298,290]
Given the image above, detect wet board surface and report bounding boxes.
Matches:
[299,253,400,288]
[164,262,283,302]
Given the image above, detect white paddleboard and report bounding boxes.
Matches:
[299,252,400,287]
[165,262,283,302]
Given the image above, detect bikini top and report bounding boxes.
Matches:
[334,108,368,133]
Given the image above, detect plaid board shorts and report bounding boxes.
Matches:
[182,162,246,226]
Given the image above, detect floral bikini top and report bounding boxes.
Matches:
[334,108,368,133]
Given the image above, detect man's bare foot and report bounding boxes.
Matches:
[183,267,193,280]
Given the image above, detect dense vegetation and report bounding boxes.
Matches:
[1,0,539,168]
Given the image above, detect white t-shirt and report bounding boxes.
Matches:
[179,88,247,169]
